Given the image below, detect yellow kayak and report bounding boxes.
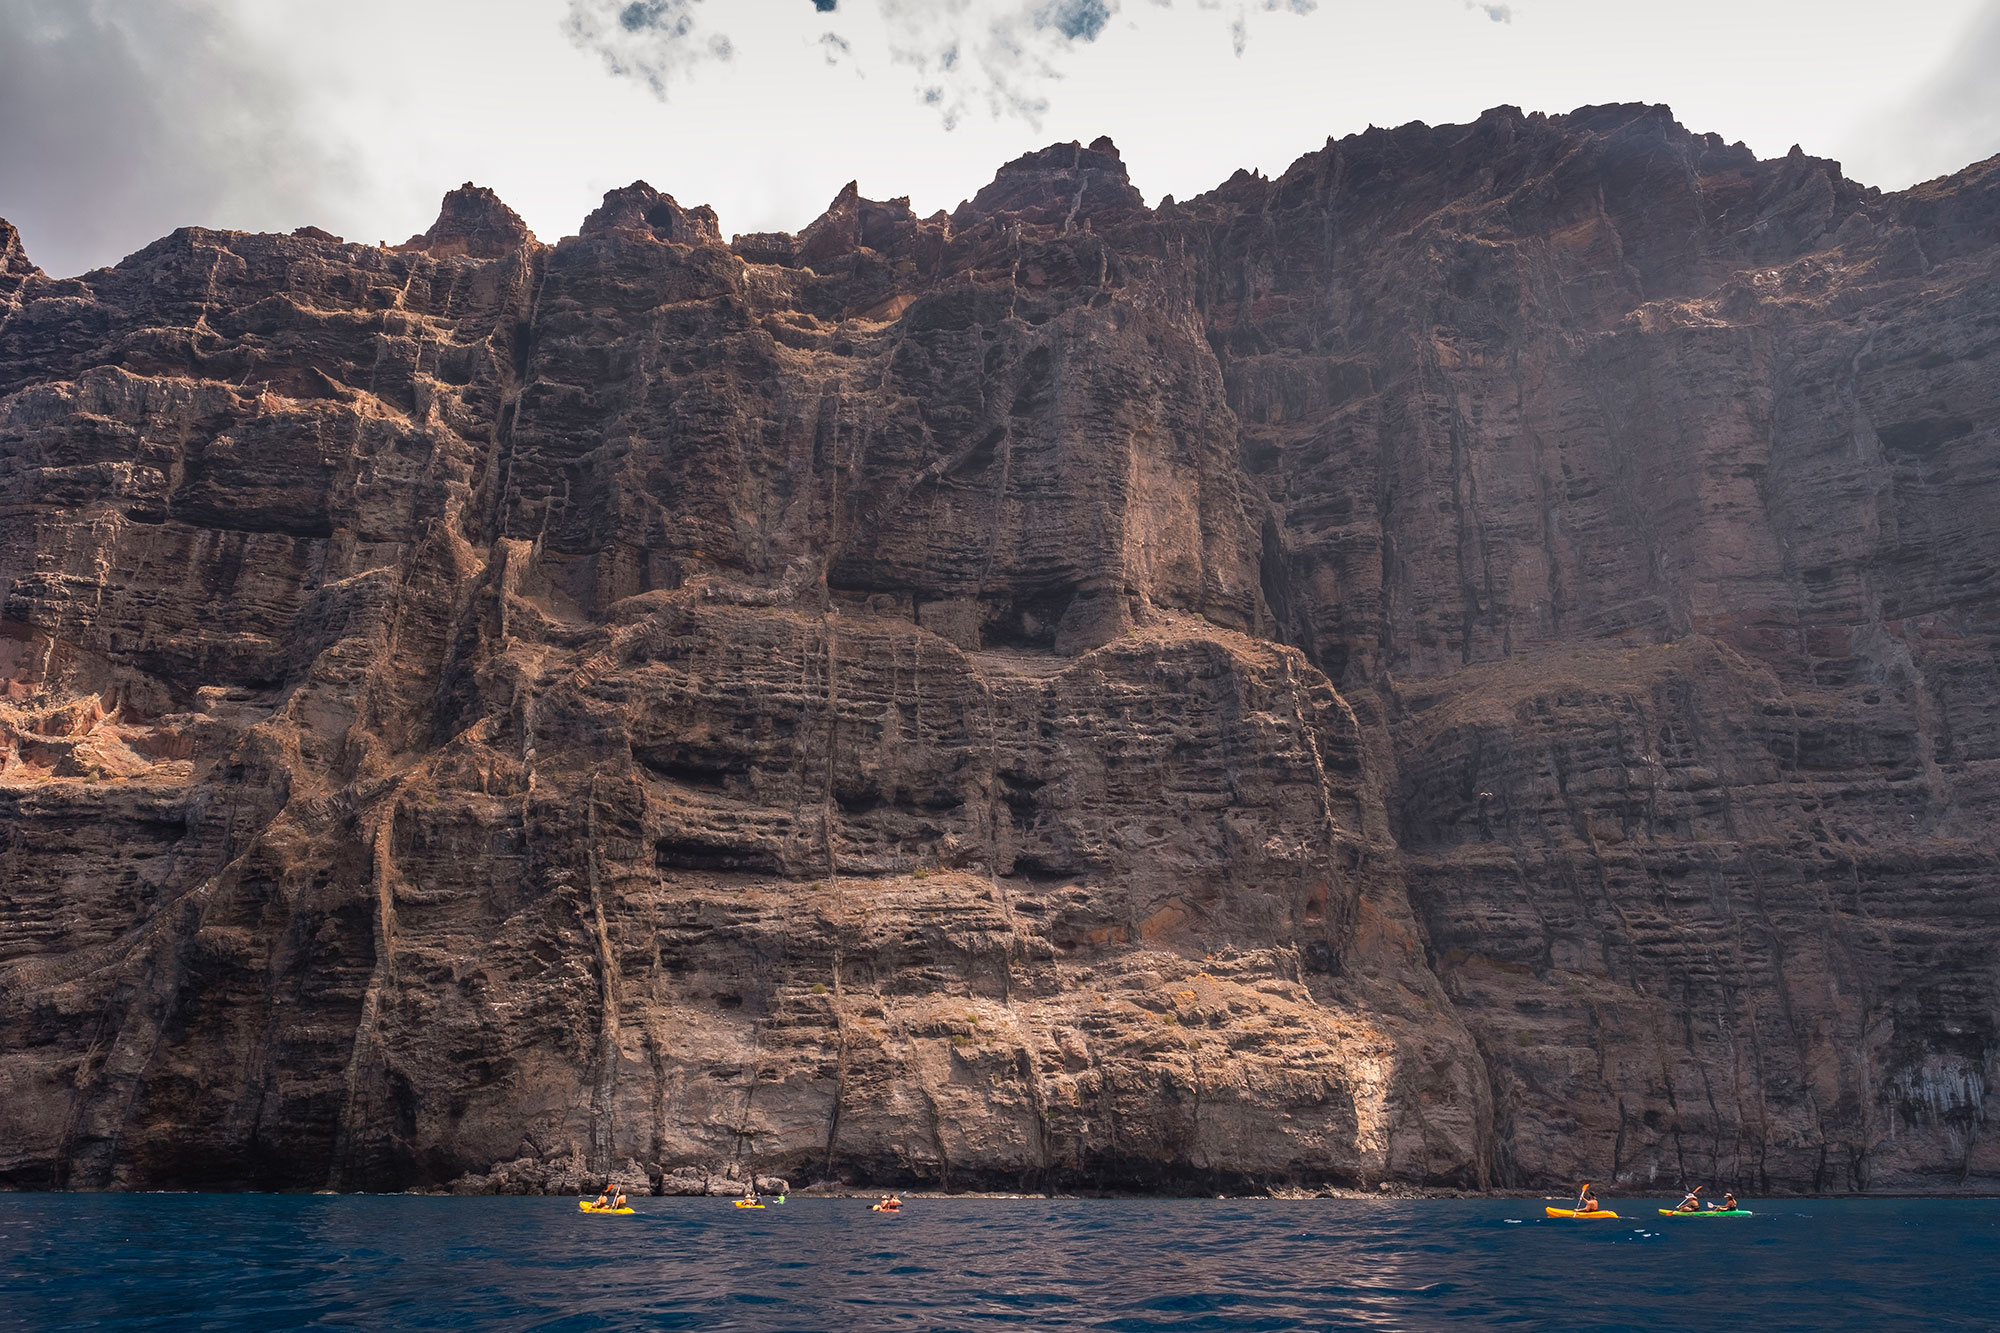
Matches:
[1545,1207,1618,1218]
[734,1200,765,1209]
[579,1201,634,1215]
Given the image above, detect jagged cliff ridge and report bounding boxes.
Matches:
[2,102,1997,1196]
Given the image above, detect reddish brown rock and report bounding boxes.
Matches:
[0,104,1996,1195]
[1168,104,2000,1193]
[579,181,720,246]
[953,137,1144,231]
[399,183,534,259]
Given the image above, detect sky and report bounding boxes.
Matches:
[2,0,1999,278]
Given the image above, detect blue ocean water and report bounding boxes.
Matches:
[1,1194,1994,1331]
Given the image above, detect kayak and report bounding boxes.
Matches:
[1544,1207,1618,1219]
[578,1201,634,1215]
[1658,1208,1753,1217]
[871,1204,901,1214]
[734,1200,765,1209]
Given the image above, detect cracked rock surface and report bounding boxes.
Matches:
[1,105,1996,1193]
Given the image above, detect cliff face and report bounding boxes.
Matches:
[1,106,1995,1195]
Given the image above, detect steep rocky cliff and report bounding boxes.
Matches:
[2,105,1995,1195]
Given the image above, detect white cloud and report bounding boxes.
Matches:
[562,0,1315,129]
[877,0,1123,129]
[564,0,736,95]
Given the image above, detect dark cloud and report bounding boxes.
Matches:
[814,0,838,10]
[619,0,694,36]
[1045,0,1112,41]
[0,0,358,278]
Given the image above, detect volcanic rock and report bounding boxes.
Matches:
[580,181,720,246]
[400,183,534,259]
[0,219,40,308]
[954,137,1144,230]
[0,103,1997,1197]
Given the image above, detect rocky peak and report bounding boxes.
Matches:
[1204,100,1881,312]
[793,181,921,268]
[1,218,37,273]
[1555,100,1682,137]
[0,218,42,304]
[580,182,721,246]
[399,183,535,259]
[953,137,1143,230]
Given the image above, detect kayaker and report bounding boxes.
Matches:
[1674,1187,1703,1212]
[1719,1192,1738,1211]
[592,1188,613,1210]
[613,1188,628,1210]
[1574,1182,1599,1213]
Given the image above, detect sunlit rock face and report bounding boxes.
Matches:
[1,105,1996,1195]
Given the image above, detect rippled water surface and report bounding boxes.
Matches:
[2,1194,1995,1330]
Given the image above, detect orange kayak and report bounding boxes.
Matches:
[1545,1207,1618,1219]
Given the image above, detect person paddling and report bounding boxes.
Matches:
[1674,1186,1703,1213]
[1717,1192,1738,1212]
[592,1187,613,1210]
[1574,1182,1600,1213]
[613,1188,628,1210]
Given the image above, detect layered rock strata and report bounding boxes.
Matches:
[0,106,1995,1194]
